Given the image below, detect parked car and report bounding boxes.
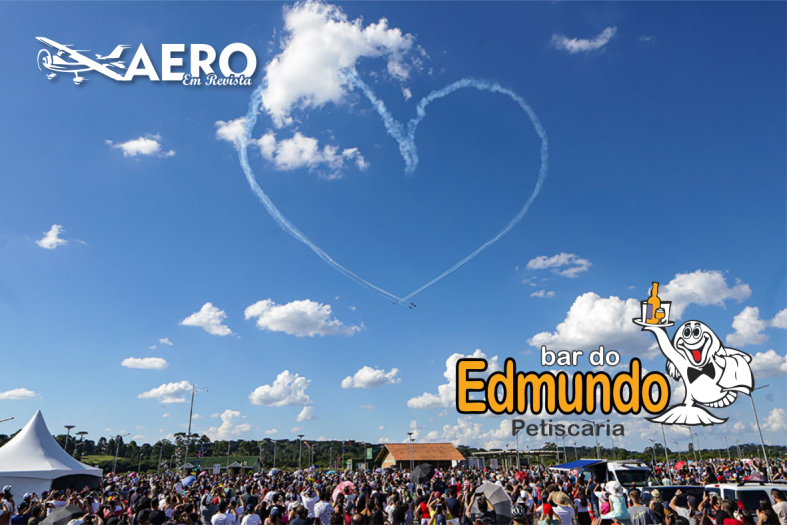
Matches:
[705,481,787,512]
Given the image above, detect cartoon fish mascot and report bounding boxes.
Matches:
[642,320,754,425]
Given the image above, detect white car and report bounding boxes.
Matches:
[704,481,787,512]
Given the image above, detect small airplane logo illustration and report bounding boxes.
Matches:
[36,37,129,85]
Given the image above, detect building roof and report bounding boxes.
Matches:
[376,443,465,463]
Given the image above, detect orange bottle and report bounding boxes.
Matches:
[646,282,661,324]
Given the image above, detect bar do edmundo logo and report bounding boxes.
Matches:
[36,37,256,86]
[452,281,755,431]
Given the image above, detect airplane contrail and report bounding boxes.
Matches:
[237,72,548,305]
[346,71,549,302]
[239,88,404,303]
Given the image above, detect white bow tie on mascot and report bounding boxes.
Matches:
[641,320,754,426]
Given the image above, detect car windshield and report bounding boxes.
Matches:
[615,470,651,486]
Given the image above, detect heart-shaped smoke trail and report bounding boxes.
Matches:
[237,71,548,305]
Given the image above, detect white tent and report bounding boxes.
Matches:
[0,411,102,496]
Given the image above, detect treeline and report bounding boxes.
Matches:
[0,431,783,474]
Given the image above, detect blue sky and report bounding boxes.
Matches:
[0,1,785,452]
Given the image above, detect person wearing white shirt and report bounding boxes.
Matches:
[212,501,238,525]
[301,489,319,519]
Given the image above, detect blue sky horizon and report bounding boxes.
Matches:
[0,1,785,452]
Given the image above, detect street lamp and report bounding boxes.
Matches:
[572,441,578,462]
[184,385,208,467]
[515,426,521,469]
[407,432,415,474]
[694,432,703,462]
[112,433,130,474]
[138,454,143,474]
[749,385,773,480]
[660,424,673,484]
[609,436,616,460]
[273,439,278,469]
[674,441,683,464]
[582,419,602,459]
[75,431,88,458]
[735,440,742,461]
[724,436,731,461]
[298,434,305,470]
[64,425,75,454]
[648,439,658,466]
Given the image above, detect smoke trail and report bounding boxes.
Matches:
[237,72,548,304]
[347,72,548,302]
[238,88,403,303]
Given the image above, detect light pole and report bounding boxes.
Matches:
[112,432,130,474]
[609,436,616,460]
[227,441,231,468]
[735,440,742,461]
[724,436,731,461]
[660,424,673,484]
[273,440,278,469]
[75,431,88,458]
[749,385,773,481]
[515,427,521,469]
[674,442,683,465]
[157,445,164,475]
[561,437,568,463]
[298,434,305,470]
[648,439,658,466]
[572,441,578,462]
[407,432,414,471]
[138,454,143,474]
[64,425,75,454]
[694,432,703,462]
[688,427,698,463]
[583,419,601,459]
[184,385,208,467]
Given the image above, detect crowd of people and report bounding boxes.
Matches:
[1,458,785,525]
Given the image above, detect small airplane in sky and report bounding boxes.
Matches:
[392,301,417,309]
[36,37,129,84]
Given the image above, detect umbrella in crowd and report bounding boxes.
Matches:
[471,482,513,525]
[182,475,197,486]
[410,463,435,485]
[332,480,355,501]
[514,471,526,482]
[42,505,84,525]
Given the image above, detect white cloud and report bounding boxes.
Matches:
[121,357,169,370]
[526,253,591,278]
[732,421,746,433]
[180,302,233,336]
[265,428,279,435]
[551,27,617,54]
[660,270,751,318]
[252,132,369,177]
[215,117,247,146]
[639,35,655,42]
[133,435,145,440]
[210,413,220,418]
[531,290,556,298]
[297,406,317,422]
[158,338,173,346]
[249,370,311,406]
[771,309,787,329]
[162,413,170,418]
[749,349,787,378]
[260,1,415,127]
[36,224,67,250]
[759,408,787,433]
[0,388,37,400]
[528,292,653,356]
[192,414,203,420]
[244,298,360,337]
[106,134,175,158]
[207,409,252,440]
[341,366,400,389]
[378,425,385,431]
[727,307,768,347]
[529,271,752,357]
[407,349,499,409]
[360,404,376,410]
[138,380,193,403]
[290,426,302,433]
[402,87,412,100]
[438,416,511,449]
